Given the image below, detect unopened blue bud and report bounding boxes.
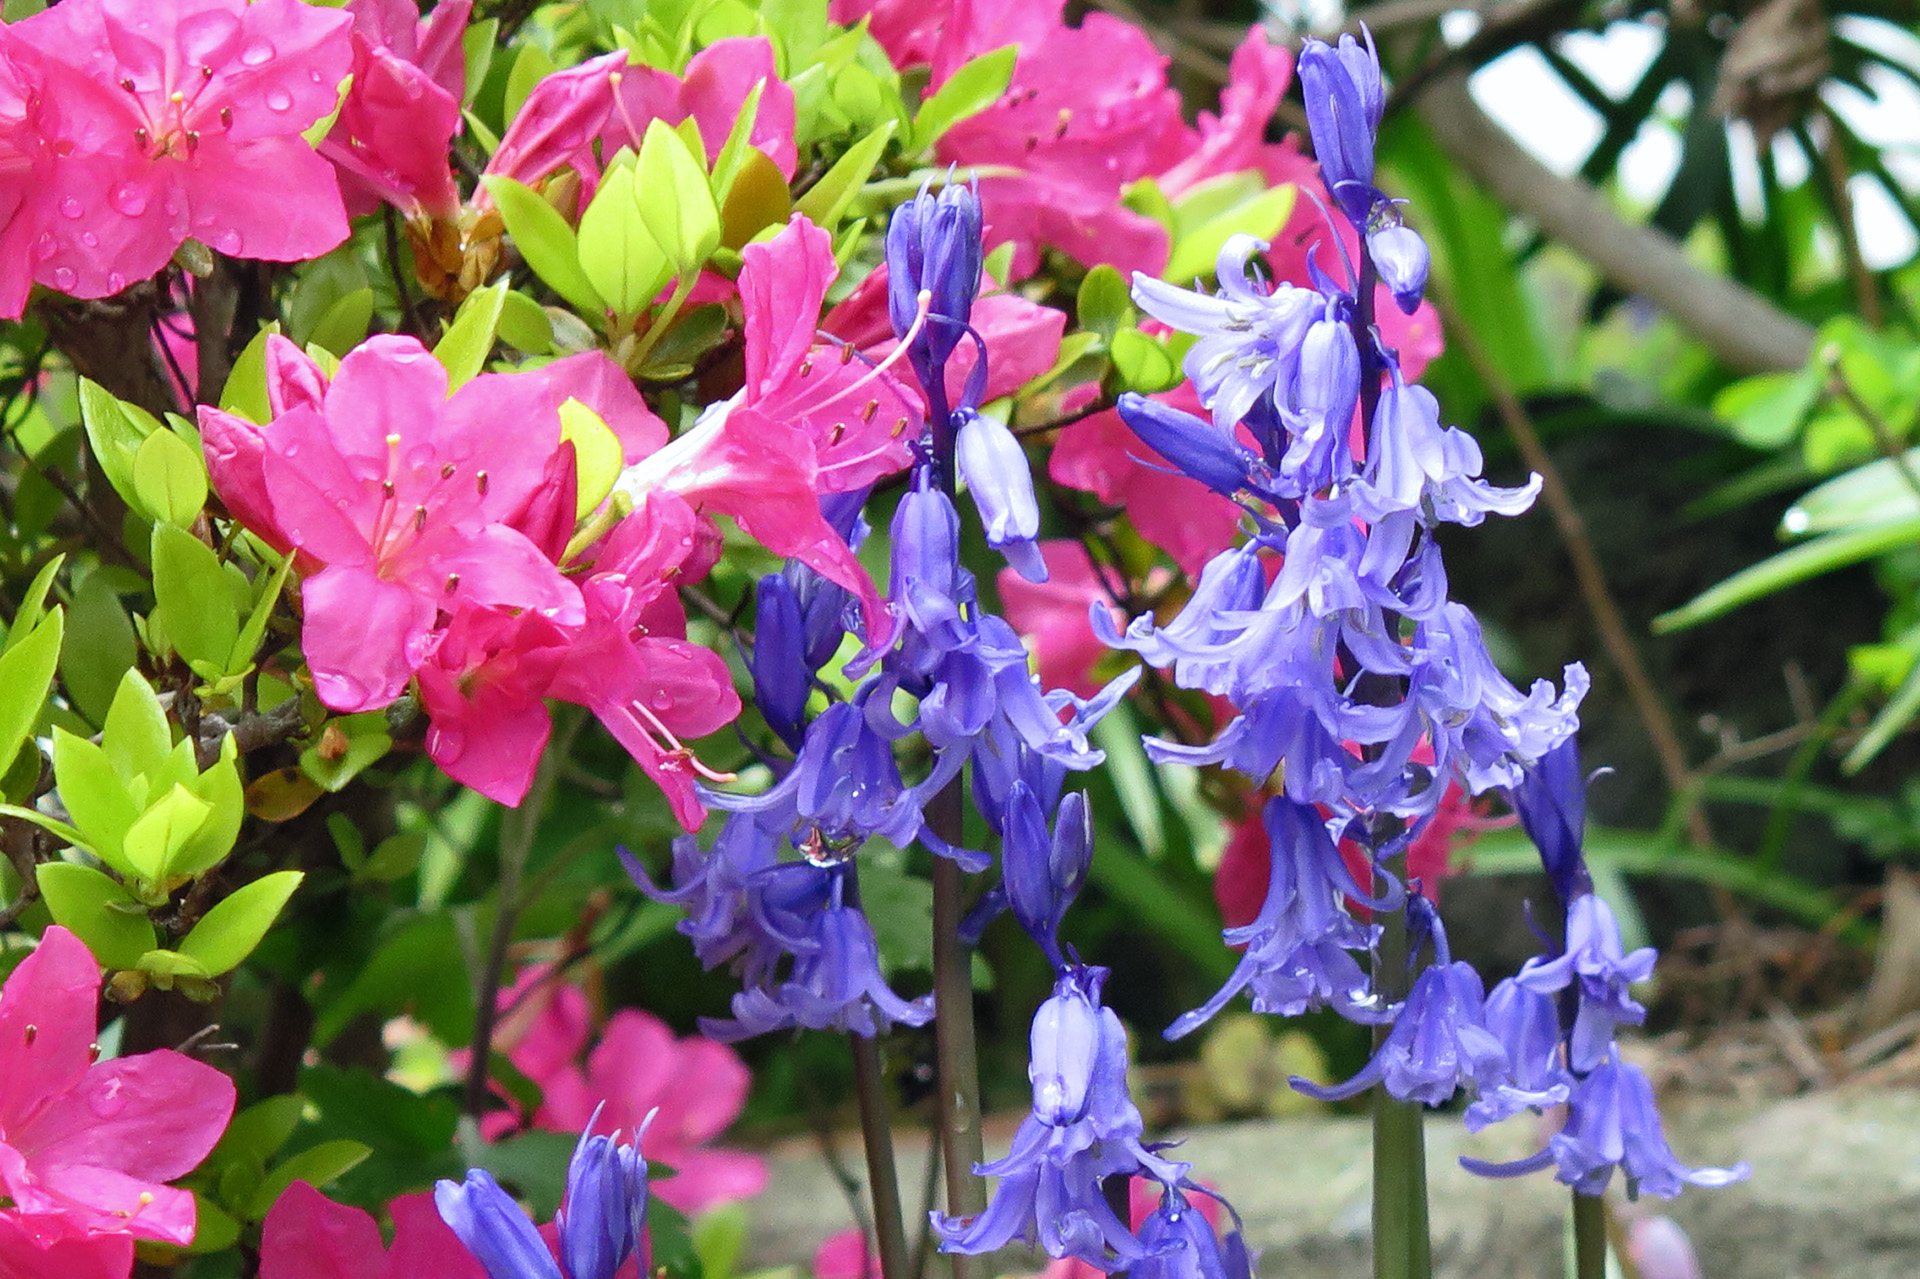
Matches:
[558,1128,649,1279]
[1512,738,1588,903]
[1299,31,1386,228]
[1116,392,1259,497]
[752,574,812,752]
[434,1169,563,1279]
[1368,223,1430,314]
[955,408,1045,581]
[887,183,985,411]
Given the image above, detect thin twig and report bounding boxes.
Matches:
[1435,295,1712,847]
[1822,349,1920,506]
[384,207,425,341]
[1816,106,1883,331]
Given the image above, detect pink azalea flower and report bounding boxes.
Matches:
[0,1214,131,1279]
[996,540,1131,700]
[319,0,470,221]
[200,335,585,713]
[10,0,353,298]
[1,927,236,1258]
[1155,29,1312,198]
[811,1228,872,1279]
[483,39,796,207]
[486,969,768,1215]
[259,1181,487,1279]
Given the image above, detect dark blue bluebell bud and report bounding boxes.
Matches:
[1367,223,1430,314]
[1116,391,1262,497]
[1299,31,1386,229]
[434,1169,564,1279]
[889,473,971,651]
[954,408,1045,582]
[558,1125,649,1279]
[751,573,812,752]
[1512,737,1589,902]
[1003,785,1092,970]
[887,183,985,417]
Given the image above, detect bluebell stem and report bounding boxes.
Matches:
[436,1118,651,1279]
[1463,1049,1749,1199]
[1291,897,1509,1106]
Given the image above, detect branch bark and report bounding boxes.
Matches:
[1414,68,1816,375]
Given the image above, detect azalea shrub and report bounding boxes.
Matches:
[0,2,1756,1279]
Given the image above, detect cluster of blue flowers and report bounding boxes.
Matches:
[1101,31,1745,1203]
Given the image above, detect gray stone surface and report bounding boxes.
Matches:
[743,1091,1920,1278]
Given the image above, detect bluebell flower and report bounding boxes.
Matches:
[1353,378,1540,527]
[1463,1048,1750,1199]
[1115,392,1270,500]
[1130,1187,1256,1279]
[702,864,935,1042]
[1279,308,1359,494]
[1167,797,1392,1039]
[1298,31,1386,229]
[1367,222,1430,315]
[1465,977,1574,1131]
[1133,236,1320,433]
[621,823,779,977]
[1511,737,1591,902]
[437,1120,651,1279]
[751,573,813,752]
[887,182,984,424]
[934,965,1189,1270]
[1004,786,1092,971]
[955,407,1046,582]
[1292,898,1508,1106]
[1516,892,1655,1071]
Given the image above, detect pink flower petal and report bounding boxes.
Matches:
[533,351,669,464]
[0,1211,133,1279]
[0,928,101,1135]
[259,1180,388,1279]
[387,1190,490,1279]
[680,37,796,180]
[12,1052,235,1186]
[299,566,436,712]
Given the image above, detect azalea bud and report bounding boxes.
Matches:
[1117,392,1257,497]
[1368,223,1430,314]
[955,409,1045,582]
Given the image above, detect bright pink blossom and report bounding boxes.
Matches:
[200,335,584,713]
[487,969,768,1215]
[259,1181,487,1279]
[1155,29,1310,198]
[483,39,796,206]
[319,0,469,220]
[10,0,353,298]
[0,927,235,1262]
[812,1228,872,1279]
[0,1214,131,1279]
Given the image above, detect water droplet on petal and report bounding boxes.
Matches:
[106,272,125,292]
[265,87,292,112]
[51,267,75,290]
[58,196,82,219]
[80,231,98,248]
[432,726,465,764]
[211,229,242,254]
[240,41,273,67]
[32,233,55,260]
[86,1076,128,1120]
[109,183,148,216]
[650,692,675,712]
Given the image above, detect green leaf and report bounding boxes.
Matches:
[220,325,278,424]
[307,286,375,357]
[151,524,239,671]
[228,553,294,676]
[36,862,154,970]
[498,288,553,354]
[214,1094,308,1167]
[50,729,140,874]
[1109,327,1181,393]
[357,832,427,883]
[173,735,243,879]
[120,784,213,881]
[576,165,674,317]
[4,553,65,652]
[503,41,557,127]
[1653,515,1920,633]
[719,147,792,250]
[484,175,608,318]
[460,17,498,109]
[559,398,623,517]
[1714,365,1821,449]
[856,854,932,976]
[1077,264,1133,344]
[1784,450,1920,536]
[709,79,768,201]
[793,119,895,231]
[300,712,392,792]
[1087,836,1235,984]
[693,1203,749,1279]
[1163,184,1296,284]
[59,577,136,729]
[179,870,304,976]
[434,279,510,389]
[78,379,160,511]
[185,1195,241,1256]
[909,45,1015,153]
[131,427,207,526]
[247,1140,372,1222]
[0,606,61,781]
[1846,652,1920,774]
[636,118,723,271]
[1092,703,1163,856]
[102,670,173,784]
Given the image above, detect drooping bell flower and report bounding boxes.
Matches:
[11,0,355,298]
[1515,892,1656,1072]
[1462,1048,1750,1200]
[955,408,1045,581]
[1367,222,1430,315]
[1464,977,1573,1132]
[1128,1187,1256,1279]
